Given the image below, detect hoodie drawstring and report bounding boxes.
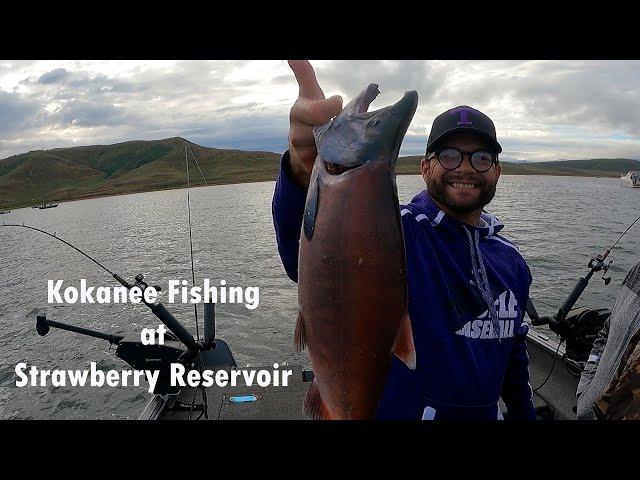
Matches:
[463,226,501,341]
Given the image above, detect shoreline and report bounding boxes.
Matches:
[0,170,624,211]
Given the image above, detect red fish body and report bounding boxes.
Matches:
[296,84,418,419]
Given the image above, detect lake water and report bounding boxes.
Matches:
[1,175,638,419]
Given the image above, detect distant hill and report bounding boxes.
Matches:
[396,156,640,177]
[0,137,281,209]
[1,138,638,209]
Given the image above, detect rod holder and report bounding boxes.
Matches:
[36,314,124,345]
[204,303,215,345]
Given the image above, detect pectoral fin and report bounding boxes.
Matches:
[392,310,417,370]
[303,378,332,420]
[295,311,306,352]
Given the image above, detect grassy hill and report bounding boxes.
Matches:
[1,138,638,209]
[0,137,281,209]
[396,156,640,177]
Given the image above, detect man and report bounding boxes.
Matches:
[272,60,535,420]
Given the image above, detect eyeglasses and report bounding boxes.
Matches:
[428,148,497,173]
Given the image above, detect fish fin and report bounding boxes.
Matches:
[303,378,331,420]
[295,312,306,352]
[392,310,417,370]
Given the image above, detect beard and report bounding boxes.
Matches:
[426,171,497,214]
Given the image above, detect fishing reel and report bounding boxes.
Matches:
[528,248,615,370]
[588,254,613,286]
[133,273,163,295]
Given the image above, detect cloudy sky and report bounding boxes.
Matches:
[1,60,640,163]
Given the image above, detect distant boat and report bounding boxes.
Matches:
[38,203,59,209]
[621,171,640,188]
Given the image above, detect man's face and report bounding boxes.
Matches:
[421,132,501,215]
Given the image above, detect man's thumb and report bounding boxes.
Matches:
[326,95,343,117]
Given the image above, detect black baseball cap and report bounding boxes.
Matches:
[426,105,502,155]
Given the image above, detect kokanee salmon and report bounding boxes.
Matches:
[296,84,419,419]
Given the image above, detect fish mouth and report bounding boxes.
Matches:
[325,161,354,175]
[351,88,418,166]
[383,90,419,160]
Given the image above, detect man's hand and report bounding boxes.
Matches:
[288,60,343,189]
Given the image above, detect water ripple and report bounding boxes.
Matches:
[1,176,638,418]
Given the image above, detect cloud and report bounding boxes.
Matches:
[0,91,44,135]
[2,60,640,162]
[49,100,134,128]
[38,68,70,85]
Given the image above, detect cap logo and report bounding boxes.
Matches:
[450,107,473,126]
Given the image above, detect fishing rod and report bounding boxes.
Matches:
[528,211,640,388]
[2,140,216,348]
[184,140,210,342]
[1,139,243,421]
[530,211,640,329]
[183,140,213,419]
[2,224,117,275]
[0,141,231,411]
[1,222,206,352]
[555,213,640,324]
[1,221,222,403]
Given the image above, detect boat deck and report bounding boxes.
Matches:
[527,331,579,420]
[143,354,576,420]
[147,364,312,420]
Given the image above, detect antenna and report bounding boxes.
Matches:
[183,140,216,347]
[184,142,200,341]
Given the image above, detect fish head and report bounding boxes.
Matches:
[314,84,418,171]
